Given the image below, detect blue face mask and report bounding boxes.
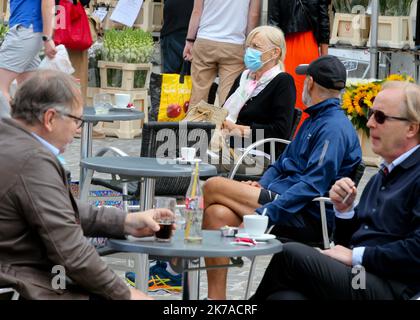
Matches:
[244,48,263,72]
[244,47,274,72]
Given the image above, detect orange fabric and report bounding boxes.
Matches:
[285,31,319,133]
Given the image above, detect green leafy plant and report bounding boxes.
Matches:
[102,28,154,88]
[0,24,8,43]
[379,0,413,16]
[102,28,154,64]
[333,0,370,13]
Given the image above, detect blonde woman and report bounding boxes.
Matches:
[219,25,296,173]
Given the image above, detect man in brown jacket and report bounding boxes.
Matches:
[0,70,174,300]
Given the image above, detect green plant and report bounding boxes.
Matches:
[0,24,8,43]
[333,0,370,13]
[102,28,154,64]
[102,28,154,87]
[379,0,413,16]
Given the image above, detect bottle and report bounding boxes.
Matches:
[184,161,204,243]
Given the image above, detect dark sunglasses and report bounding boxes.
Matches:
[368,109,409,125]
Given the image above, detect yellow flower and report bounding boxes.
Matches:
[342,74,413,135]
[385,74,415,83]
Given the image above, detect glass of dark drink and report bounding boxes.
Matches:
[153,197,176,242]
[155,218,175,242]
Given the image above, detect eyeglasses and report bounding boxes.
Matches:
[58,112,84,129]
[368,109,409,125]
[63,113,84,128]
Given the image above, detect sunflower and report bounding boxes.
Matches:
[385,74,415,83]
[341,74,412,136]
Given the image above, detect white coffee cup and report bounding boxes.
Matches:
[181,147,196,161]
[243,214,268,237]
[114,93,131,108]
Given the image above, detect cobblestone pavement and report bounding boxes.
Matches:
[62,135,378,300]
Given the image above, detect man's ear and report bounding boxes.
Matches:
[407,122,419,140]
[42,109,56,132]
[306,76,315,91]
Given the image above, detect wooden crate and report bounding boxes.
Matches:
[97,88,149,139]
[368,16,414,49]
[330,13,370,47]
[98,60,152,91]
[134,1,163,32]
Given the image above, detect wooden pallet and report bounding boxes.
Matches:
[330,13,370,47]
[368,16,414,49]
[98,60,152,91]
[134,1,164,32]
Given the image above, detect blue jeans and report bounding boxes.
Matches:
[161,31,187,74]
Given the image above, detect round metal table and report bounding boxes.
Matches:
[79,157,217,210]
[80,107,144,186]
[109,230,283,300]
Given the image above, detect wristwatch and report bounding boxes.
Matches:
[42,35,52,42]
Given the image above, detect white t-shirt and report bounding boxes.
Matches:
[197,0,251,45]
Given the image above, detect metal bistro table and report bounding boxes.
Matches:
[109,230,283,300]
[79,157,217,210]
[80,107,145,188]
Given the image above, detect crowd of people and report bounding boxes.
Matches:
[0,0,419,301]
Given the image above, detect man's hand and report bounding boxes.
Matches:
[124,208,174,237]
[44,40,57,59]
[241,180,261,188]
[329,178,357,213]
[183,41,193,61]
[129,287,153,300]
[320,245,353,266]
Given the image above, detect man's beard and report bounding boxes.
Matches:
[302,81,312,107]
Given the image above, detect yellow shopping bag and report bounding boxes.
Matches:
[158,62,192,122]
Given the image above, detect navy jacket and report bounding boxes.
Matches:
[335,147,420,292]
[257,98,362,227]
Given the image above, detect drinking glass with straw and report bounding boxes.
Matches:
[184,161,200,240]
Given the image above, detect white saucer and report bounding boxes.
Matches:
[235,233,276,241]
[109,106,135,112]
[175,158,202,165]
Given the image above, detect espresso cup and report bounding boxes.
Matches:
[114,93,131,108]
[243,214,268,237]
[181,147,196,161]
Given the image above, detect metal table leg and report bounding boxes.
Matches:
[79,122,93,190]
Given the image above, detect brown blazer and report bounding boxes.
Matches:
[0,118,130,299]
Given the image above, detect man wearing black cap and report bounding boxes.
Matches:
[202,55,362,300]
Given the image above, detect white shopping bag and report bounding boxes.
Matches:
[39,45,75,74]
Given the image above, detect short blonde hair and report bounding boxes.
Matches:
[381,81,420,124]
[246,26,286,71]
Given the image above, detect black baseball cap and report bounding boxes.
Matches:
[295,55,347,90]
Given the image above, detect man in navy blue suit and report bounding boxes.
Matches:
[252,81,420,300]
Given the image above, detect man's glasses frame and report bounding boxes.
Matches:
[63,113,84,129]
[55,109,84,129]
[368,109,409,125]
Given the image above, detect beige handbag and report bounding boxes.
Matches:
[183,100,227,129]
[182,100,228,152]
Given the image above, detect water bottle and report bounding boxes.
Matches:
[184,161,204,243]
